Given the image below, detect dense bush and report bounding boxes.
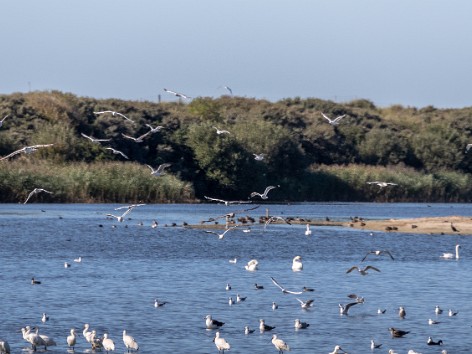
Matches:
[0,90,471,202]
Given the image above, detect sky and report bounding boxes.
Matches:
[1,0,472,108]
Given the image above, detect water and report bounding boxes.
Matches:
[0,203,471,353]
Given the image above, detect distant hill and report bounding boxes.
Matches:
[0,90,471,203]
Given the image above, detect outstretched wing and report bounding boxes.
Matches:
[346,266,359,274]
[204,196,227,204]
[365,265,381,272]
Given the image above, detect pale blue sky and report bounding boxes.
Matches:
[2,1,471,108]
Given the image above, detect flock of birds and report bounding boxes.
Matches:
[0,103,469,354]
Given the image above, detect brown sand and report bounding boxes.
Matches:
[343,215,472,235]
[190,215,472,235]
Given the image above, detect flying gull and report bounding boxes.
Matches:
[1,144,54,161]
[163,88,191,99]
[105,147,129,159]
[346,265,381,275]
[81,133,111,143]
[147,163,171,176]
[270,276,303,295]
[321,112,346,125]
[24,188,53,204]
[94,110,134,123]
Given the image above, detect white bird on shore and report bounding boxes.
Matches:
[67,328,77,350]
[321,112,346,125]
[213,126,231,135]
[123,330,139,352]
[1,144,54,161]
[146,163,171,176]
[94,110,134,123]
[366,181,398,188]
[122,131,151,143]
[271,334,290,353]
[81,132,111,143]
[102,333,115,353]
[0,114,9,128]
[250,185,278,199]
[213,331,230,353]
[83,324,93,344]
[292,256,303,271]
[163,88,191,99]
[105,147,129,159]
[24,188,53,204]
[441,244,461,259]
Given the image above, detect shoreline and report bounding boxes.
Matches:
[189,215,472,235]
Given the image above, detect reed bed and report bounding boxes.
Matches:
[0,160,195,203]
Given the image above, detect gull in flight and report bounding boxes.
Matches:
[465,143,472,153]
[105,147,129,159]
[339,302,359,315]
[1,144,54,161]
[81,133,111,143]
[24,188,53,204]
[205,226,237,239]
[213,126,230,135]
[250,185,278,200]
[146,124,164,133]
[223,86,233,95]
[122,131,151,143]
[361,250,394,262]
[270,276,303,295]
[264,216,291,231]
[163,88,191,99]
[271,334,290,353]
[367,181,398,188]
[114,203,146,210]
[147,163,171,176]
[321,112,346,125]
[0,114,9,127]
[253,153,265,161]
[106,206,135,222]
[94,110,134,123]
[213,331,230,353]
[204,196,252,206]
[346,265,381,275]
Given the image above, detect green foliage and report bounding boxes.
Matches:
[0,90,471,202]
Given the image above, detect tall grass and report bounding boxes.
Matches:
[0,160,194,203]
[305,164,472,202]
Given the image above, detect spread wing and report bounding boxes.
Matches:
[346,266,359,273]
[365,265,381,272]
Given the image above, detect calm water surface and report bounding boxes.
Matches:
[0,203,471,353]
